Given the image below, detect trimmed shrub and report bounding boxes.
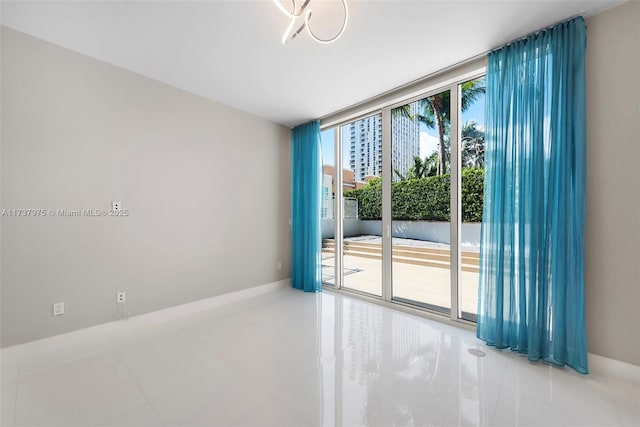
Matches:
[461,168,484,222]
[392,174,450,221]
[345,168,484,222]
[345,177,382,220]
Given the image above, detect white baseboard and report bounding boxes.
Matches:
[7,278,637,388]
[2,279,291,351]
[0,279,292,377]
[589,352,640,384]
[150,278,291,320]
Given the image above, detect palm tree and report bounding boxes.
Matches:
[393,168,407,181]
[461,120,485,168]
[392,104,412,119]
[393,152,439,180]
[417,78,485,175]
[421,151,439,177]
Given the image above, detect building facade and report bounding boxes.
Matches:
[322,165,364,219]
[348,104,420,182]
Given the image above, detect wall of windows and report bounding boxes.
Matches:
[320,62,486,324]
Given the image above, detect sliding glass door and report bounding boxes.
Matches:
[458,76,486,321]
[390,90,451,313]
[321,128,336,286]
[339,114,383,297]
[321,115,383,297]
[321,73,485,324]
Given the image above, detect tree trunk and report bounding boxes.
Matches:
[431,97,447,175]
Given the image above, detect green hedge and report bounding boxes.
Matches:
[461,168,484,222]
[350,177,382,220]
[345,168,484,222]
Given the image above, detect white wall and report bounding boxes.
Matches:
[0,27,291,347]
[585,1,640,366]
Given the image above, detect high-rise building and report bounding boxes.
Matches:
[391,102,420,180]
[348,115,382,181]
[348,104,420,182]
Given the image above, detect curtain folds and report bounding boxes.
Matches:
[291,121,322,293]
[477,17,588,373]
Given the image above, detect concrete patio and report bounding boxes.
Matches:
[321,236,480,318]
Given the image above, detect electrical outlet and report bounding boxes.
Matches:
[117,291,126,304]
[53,302,65,316]
[111,201,121,212]
[277,261,282,270]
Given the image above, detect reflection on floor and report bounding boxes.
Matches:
[1,288,636,426]
[320,264,362,284]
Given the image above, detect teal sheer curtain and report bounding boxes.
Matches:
[291,121,322,293]
[477,17,588,373]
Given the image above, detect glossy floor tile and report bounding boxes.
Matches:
[1,287,637,426]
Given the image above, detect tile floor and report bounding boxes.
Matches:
[1,287,638,426]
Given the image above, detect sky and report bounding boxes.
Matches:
[321,92,485,169]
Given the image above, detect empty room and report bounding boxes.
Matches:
[1,0,638,426]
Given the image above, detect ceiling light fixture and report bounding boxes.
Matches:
[272,0,349,45]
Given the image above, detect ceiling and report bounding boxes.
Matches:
[0,0,623,128]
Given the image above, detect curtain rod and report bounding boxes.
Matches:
[490,15,586,54]
[319,14,587,125]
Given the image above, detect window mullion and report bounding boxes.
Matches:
[450,84,461,321]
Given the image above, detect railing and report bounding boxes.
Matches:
[322,196,358,220]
